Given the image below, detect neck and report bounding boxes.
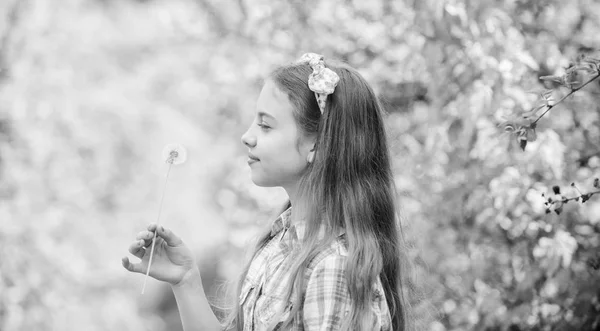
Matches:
[284,186,297,209]
[283,181,304,225]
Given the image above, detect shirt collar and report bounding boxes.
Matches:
[270,207,345,242]
[270,206,293,237]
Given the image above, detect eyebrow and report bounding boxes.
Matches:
[258,111,276,121]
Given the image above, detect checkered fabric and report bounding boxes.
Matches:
[238,207,392,331]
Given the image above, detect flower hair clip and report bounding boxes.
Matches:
[296,53,340,114]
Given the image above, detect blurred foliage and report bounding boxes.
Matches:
[1,0,600,330]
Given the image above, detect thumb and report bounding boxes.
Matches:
[122,256,146,274]
[156,225,183,247]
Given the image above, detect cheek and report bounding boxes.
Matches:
[258,131,304,165]
[262,146,305,173]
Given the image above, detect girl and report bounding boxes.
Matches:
[122,53,414,331]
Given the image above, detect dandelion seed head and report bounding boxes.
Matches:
[162,143,187,165]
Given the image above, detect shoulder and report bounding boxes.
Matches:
[305,234,349,275]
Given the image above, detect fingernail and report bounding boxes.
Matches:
[160,226,164,232]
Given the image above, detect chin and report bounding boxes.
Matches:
[250,174,274,187]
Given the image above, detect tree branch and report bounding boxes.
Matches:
[532,73,600,126]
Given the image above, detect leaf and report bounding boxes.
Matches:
[584,56,600,64]
[552,186,561,194]
[519,137,527,151]
[554,205,562,215]
[581,194,591,203]
[564,79,581,89]
[522,103,547,118]
[574,62,597,74]
[540,74,579,89]
[540,75,564,84]
[512,124,537,151]
[502,121,517,133]
[540,89,555,106]
[581,56,600,71]
[540,89,553,100]
[526,126,537,142]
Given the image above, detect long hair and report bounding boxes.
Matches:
[224,59,415,330]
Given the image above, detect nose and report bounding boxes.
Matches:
[241,128,256,148]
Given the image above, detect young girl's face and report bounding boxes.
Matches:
[241,79,313,189]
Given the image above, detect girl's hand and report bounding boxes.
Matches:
[122,224,197,286]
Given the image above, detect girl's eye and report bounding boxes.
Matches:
[257,123,271,131]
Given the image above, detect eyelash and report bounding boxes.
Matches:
[257,122,271,131]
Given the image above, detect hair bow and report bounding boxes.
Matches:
[296,53,340,114]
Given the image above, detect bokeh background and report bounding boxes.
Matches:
[1,0,599,330]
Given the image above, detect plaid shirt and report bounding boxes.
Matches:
[239,207,392,331]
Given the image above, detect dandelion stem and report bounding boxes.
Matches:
[532,73,600,126]
[141,162,173,294]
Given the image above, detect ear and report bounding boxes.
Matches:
[307,149,315,163]
[301,135,317,163]
[306,141,316,163]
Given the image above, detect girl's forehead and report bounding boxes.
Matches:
[257,80,294,119]
[261,80,287,101]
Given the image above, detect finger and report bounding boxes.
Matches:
[143,235,157,249]
[136,230,156,247]
[121,256,145,274]
[128,239,146,259]
[136,230,154,241]
[156,225,183,247]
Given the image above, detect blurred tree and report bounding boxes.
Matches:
[1,0,599,330]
